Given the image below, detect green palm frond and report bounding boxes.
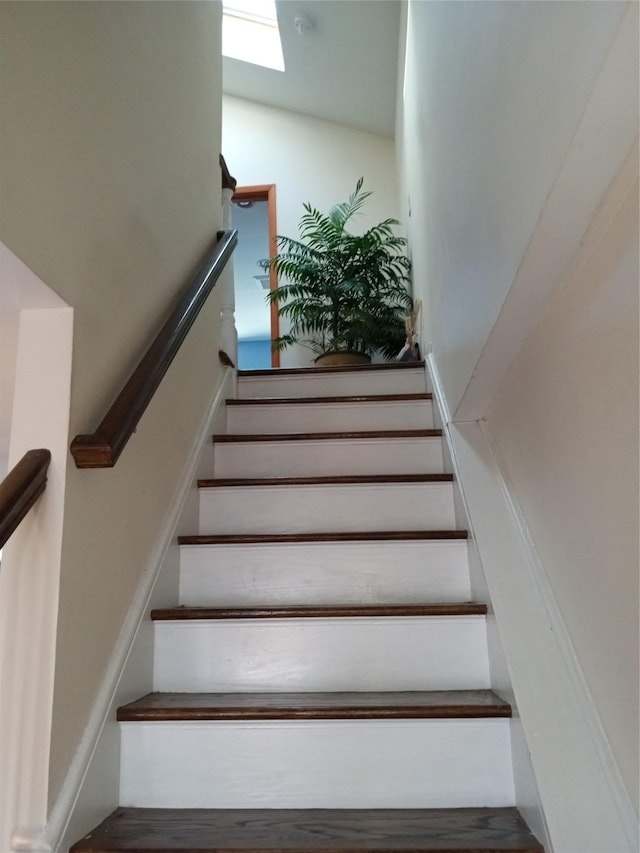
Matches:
[261,178,414,359]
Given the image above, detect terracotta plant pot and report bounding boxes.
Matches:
[314,351,371,367]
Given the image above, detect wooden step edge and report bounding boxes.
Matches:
[227,392,433,406]
[198,473,454,488]
[117,690,512,722]
[178,530,469,545]
[150,603,487,620]
[213,429,443,443]
[238,361,426,377]
[70,806,544,853]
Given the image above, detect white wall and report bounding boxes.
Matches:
[399,0,630,414]
[487,148,639,814]
[222,96,400,366]
[0,0,225,834]
[399,0,638,848]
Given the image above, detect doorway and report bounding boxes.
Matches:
[231,184,279,369]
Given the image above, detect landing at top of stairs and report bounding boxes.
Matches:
[235,362,427,399]
[238,361,426,378]
[70,807,544,852]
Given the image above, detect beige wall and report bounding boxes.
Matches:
[222,96,399,366]
[0,1,224,808]
[487,160,639,809]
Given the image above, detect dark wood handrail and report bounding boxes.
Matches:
[0,449,52,548]
[70,229,238,468]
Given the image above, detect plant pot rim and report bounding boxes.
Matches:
[314,351,371,366]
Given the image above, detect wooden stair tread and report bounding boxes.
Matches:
[70,806,544,852]
[150,603,487,620]
[227,393,432,405]
[198,474,453,488]
[117,690,511,721]
[178,530,468,545]
[238,361,426,377]
[213,429,442,443]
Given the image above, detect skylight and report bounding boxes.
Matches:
[222,0,285,72]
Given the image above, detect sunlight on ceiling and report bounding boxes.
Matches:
[222,0,285,72]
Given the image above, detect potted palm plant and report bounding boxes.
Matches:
[262,178,412,365]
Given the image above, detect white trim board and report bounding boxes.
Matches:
[0,304,73,853]
[427,353,638,852]
[44,366,236,853]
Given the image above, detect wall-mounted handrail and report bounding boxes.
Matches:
[70,229,238,468]
[0,449,52,548]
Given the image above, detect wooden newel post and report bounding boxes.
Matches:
[219,154,238,368]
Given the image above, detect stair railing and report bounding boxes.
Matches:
[70,228,238,468]
[0,449,52,549]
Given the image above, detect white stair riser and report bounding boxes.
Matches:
[226,400,434,434]
[179,541,471,606]
[198,483,456,534]
[238,368,426,399]
[120,719,514,808]
[153,617,489,692]
[214,437,444,478]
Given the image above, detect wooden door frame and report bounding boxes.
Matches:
[232,184,280,368]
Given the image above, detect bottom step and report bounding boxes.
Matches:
[71,807,543,852]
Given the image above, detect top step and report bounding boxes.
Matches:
[237,362,427,399]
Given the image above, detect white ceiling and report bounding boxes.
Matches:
[222,0,401,138]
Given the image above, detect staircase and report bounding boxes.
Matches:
[71,362,543,852]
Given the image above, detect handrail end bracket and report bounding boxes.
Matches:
[70,434,117,469]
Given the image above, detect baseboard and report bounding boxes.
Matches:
[427,352,638,853]
[477,421,638,852]
[42,366,235,853]
[427,354,551,851]
[425,352,451,426]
